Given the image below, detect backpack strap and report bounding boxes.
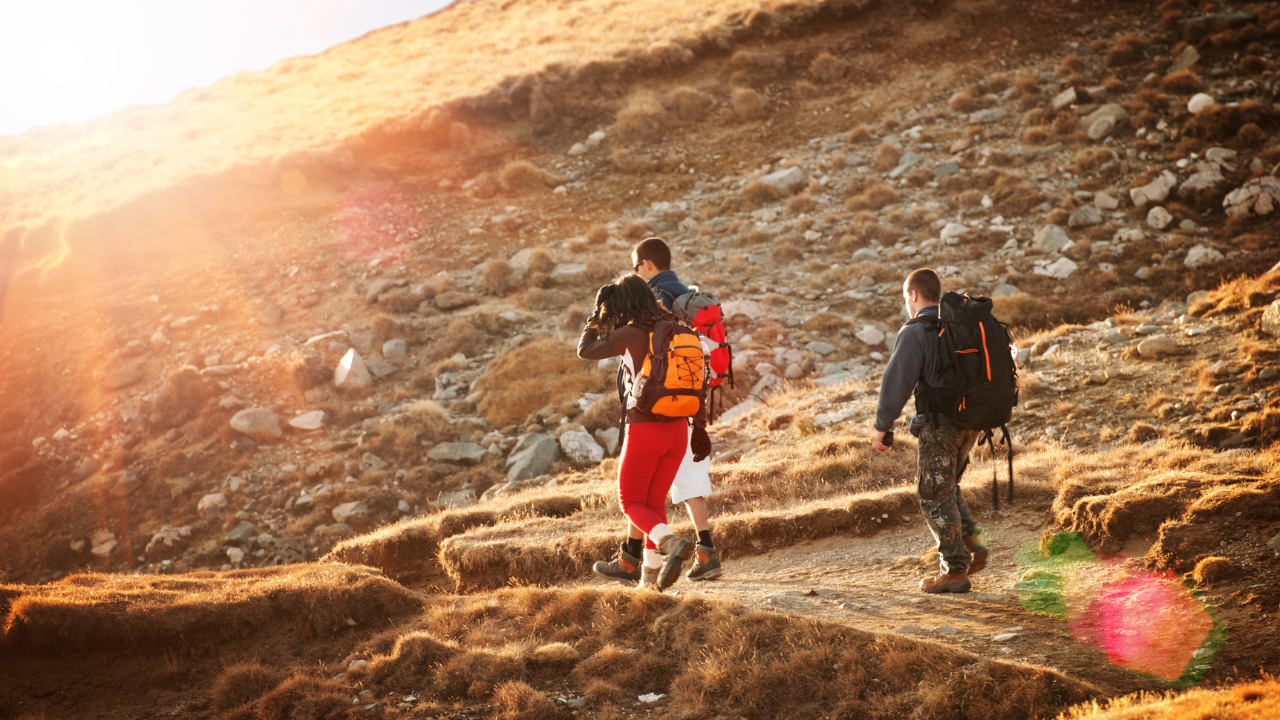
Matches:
[981,428,999,511]
[1001,424,1014,505]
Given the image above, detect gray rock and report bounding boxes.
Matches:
[887,152,923,179]
[1032,225,1072,254]
[73,457,101,484]
[993,633,1018,642]
[1068,206,1103,228]
[332,501,369,527]
[1188,92,1215,115]
[1080,104,1128,140]
[968,108,1005,124]
[506,433,560,483]
[805,341,838,355]
[1051,87,1078,110]
[435,291,476,310]
[559,430,604,465]
[292,493,313,513]
[224,521,258,546]
[1038,257,1078,279]
[758,166,806,195]
[335,349,373,390]
[198,492,228,517]
[259,303,284,326]
[855,326,885,346]
[428,442,487,465]
[784,362,804,379]
[103,363,144,390]
[287,411,326,432]
[1137,337,1179,359]
[1130,170,1177,207]
[437,489,478,508]
[1180,171,1226,198]
[594,427,620,456]
[364,356,399,379]
[1266,533,1280,551]
[932,161,960,179]
[230,408,283,441]
[107,471,142,497]
[1147,206,1174,230]
[349,331,375,352]
[992,283,1020,298]
[382,338,407,359]
[851,247,880,262]
[1261,299,1280,338]
[1169,44,1201,74]
[550,263,588,286]
[360,453,389,474]
[1094,192,1119,210]
[365,278,392,304]
[1184,244,1224,269]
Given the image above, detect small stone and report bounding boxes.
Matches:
[361,453,389,473]
[506,433,561,482]
[1130,171,1177,207]
[226,547,245,564]
[785,362,804,379]
[932,161,960,178]
[888,152,923,179]
[805,341,838,355]
[568,142,588,156]
[335,349,373,390]
[198,492,228,517]
[940,223,969,244]
[428,442,488,465]
[1032,225,1072,254]
[1187,93,1216,115]
[287,410,326,432]
[993,633,1018,642]
[1036,257,1078,279]
[594,426,620,456]
[382,338,407,359]
[1093,192,1119,210]
[1137,337,1179,359]
[1068,206,1103,228]
[107,471,142,497]
[560,430,604,465]
[1266,533,1280,551]
[851,247,880,262]
[968,108,1004,124]
[332,501,369,527]
[1184,245,1224,269]
[934,625,958,635]
[1147,206,1174,230]
[151,331,169,350]
[229,408,283,442]
[434,291,476,311]
[1051,87,1077,110]
[855,325,885,347]
[258,303,285,326]
[758,166,807,194]
[224,521,258,545]
[1169,45,1201,74]
[364,356,399,379]
[103,363,144,390]
[1261,299,1280,338]
[992,283,1020,298]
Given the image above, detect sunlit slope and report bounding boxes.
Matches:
[0,0,866,229]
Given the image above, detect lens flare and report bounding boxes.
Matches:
[336,181,421,265]
[1018,532,1225,684]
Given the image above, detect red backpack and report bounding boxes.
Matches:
[669,291,734,421]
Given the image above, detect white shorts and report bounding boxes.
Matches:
[669,440,712,504]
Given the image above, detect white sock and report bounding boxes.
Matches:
[643,548,663,570]
[648,523,673,548]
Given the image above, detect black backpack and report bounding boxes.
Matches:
[908,292,1019,508]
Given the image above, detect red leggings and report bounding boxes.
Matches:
[617,420,688,549]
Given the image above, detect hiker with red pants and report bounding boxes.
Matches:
[872,268,991,594]
[578,274,711,590]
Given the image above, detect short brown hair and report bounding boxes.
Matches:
[905,268,941,303]
[633,237,671,271]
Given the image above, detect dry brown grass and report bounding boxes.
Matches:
[788,193,816,214]
[610,148,652,174]
[338,586,1098,720]
[1188,270,1280,322]
[743,180,784,205]
[326,488,593,588]
[666,86,711,122]
[848,123,874,144]
[1105,35,1146,67]
[472,338,608,427]
[809,52,844,83]
[615,89,671,139]
[731,87,767,121]
[845,182,901,211]
[874,142,903,171]
[1048,442,1280,568]
[1159,70,1202,94]
[501,161,559,194]
[484,258,512,295]
[1060,678,1280,719]
[213,663,283,713]
[0,564,421,655]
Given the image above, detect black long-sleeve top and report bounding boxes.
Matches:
[577,321,705,426]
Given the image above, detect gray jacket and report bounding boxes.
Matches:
[874,305,950,436]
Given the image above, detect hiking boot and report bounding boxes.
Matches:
[920,572,971,594]
[963,532,989,577]
[592,543,641,586]
[656,535,693,589]
[686,544,723,581]
[638,566,662,591]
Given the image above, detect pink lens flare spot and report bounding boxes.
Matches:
[337,182,421,264]
[1069,569,1213,681]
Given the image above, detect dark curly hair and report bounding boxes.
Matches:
[594,274,672,334]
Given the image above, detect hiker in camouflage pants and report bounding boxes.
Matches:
[872,268,990,594]
[917,424,981,577]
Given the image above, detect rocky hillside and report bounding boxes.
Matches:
[2,0,1280,718]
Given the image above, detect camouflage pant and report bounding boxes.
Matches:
[917,424,981,575]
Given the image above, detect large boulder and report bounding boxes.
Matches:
[505,433,560,483]
[230,408,283,442]
[758,166,806,195]
[560,430,604,465]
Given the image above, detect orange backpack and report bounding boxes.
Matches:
[630,319,708,419]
